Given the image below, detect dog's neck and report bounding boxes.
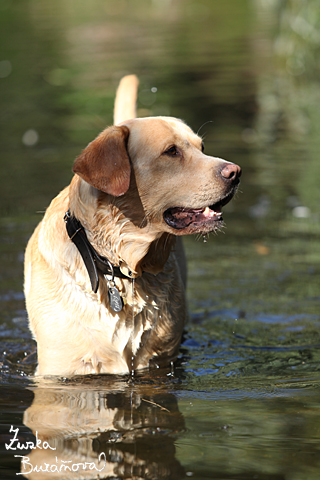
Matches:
[68,175,175,277]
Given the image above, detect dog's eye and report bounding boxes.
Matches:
[164,146,178,156]
[201,141,205,153]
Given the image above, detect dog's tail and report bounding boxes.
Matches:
[114,75,139,125]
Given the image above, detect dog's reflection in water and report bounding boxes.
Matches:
[21,379,185,479]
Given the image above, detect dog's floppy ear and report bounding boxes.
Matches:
[73,125,131,196]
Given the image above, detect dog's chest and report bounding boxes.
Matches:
[92,276,160,351]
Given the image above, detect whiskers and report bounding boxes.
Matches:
[233,187,242,201]
[197,120,213,137]
[163,233,171,252]
[138,212,149,229]
[195,224,225,243]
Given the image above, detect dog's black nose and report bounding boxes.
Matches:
[220,163,242,183]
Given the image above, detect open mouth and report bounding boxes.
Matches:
[163,192,234,232]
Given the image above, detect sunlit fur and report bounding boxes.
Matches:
[24,75,238,376]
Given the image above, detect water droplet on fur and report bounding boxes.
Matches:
[131,278,135,377]
[203,234,208,243]
[130,388,134,426]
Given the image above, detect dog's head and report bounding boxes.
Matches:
[73,117,241,236]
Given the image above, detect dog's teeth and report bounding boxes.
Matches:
[203,206,222,217]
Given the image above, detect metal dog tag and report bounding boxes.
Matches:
[108,285,123,312]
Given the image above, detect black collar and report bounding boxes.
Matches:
[64,210,131,293]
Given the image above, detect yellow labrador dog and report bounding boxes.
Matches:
[24,75,241,376]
